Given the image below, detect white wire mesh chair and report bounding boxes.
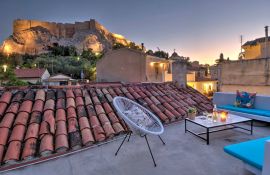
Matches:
[113,96,165,167]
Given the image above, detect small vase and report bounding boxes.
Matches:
[188,112,196,120]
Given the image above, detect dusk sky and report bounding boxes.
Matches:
[1,0,270,64]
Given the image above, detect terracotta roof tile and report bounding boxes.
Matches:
[56,89,65,99]
[74,89,82,97]
[112,123,125,134]
[0,145,5,163]
[66,98,75,109]
[85,105,96,117]
[24,123,39,140]
[0,91,12,104]
[55,109,65,122]
[0,128,9,146]
[18,100,33,113]
[66,89,75,99]
[0,103,8,117]
[68,118,79,133]
[78,117,90,130]
[92,126,105,142]
[14,68,46,78]
[22,138,37,160]
[84,95,93,106]
[75,97,84,107]
[44,99,55,111]
[8,124,26,142]
[39,134,54,156]
[81,128,95,146]
[6,102,20,114]
[29,112,42,124]
[32,100,44,113]
[55,135,69,152]
[4,141,21,163]
[46,90,55,101]
[0,82,213,169]
[14,112,29,126]
[67,107,76,119]
[98,113,110,126]
[103,123,115,138]
[56,121,67,136]
[95,105,105,115]
[35,89,45,101]
[69,131,81,150]
[77,106,87,118]
[56,98,65,109]
[103,102,113,114]
[102,88,109,94]
[0,113,15,129]
[108,112,119,124]
[24,90,35,101]
[89,115,101,129]
[92,96,100,105]
[105,94,113,103]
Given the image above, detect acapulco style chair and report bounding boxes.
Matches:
[113,96,165,167]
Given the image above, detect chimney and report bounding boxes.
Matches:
[265,26,268,58]
[141,43,145,52]
[172,60,187,88]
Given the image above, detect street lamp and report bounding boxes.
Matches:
[3,65,7,72]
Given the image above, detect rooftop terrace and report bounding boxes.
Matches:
[1,121,269,175]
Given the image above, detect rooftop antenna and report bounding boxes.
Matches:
[240,35,243,53]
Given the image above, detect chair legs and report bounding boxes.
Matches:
[115,132,130,156]
[127,132,132,142]
[144,135,157,167]
[158,135,166,145]
[115,133,165,167]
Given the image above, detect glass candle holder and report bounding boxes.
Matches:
[220,111,228,122]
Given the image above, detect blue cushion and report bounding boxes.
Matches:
[218,105,270,117]
[224,136,270,170]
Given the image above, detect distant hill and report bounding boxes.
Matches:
[0,19,131,55]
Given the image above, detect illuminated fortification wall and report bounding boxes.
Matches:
[13,19,110,38]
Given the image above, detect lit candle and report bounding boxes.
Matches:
[220,111,228,122]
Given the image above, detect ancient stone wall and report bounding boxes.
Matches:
[13,19,107,38]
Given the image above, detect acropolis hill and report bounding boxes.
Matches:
[1,19,130,55]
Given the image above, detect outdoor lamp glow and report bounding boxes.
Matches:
[3,64,7,72]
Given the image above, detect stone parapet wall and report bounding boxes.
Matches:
[220,58,270,86]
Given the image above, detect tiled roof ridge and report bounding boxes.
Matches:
[0,82,213,171]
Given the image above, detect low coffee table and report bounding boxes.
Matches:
[185,114,253,145]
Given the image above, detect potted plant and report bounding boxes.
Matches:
[188,107,197,120]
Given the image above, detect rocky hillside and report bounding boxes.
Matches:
[0,19,131,55]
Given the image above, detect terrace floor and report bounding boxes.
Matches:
[2,121,270,175]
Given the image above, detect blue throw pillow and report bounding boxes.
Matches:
[235,90,256,108]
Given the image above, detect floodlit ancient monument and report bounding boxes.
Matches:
[0,19,130,55]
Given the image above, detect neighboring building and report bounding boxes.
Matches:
[43,74,77,86]
[14,68,50,84]
[242,26,270,59]
[186,70,217,97]
[219,58,270,95]
[96,48,173,83]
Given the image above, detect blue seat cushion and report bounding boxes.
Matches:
[224,136,270,170]
[218,105,270,118]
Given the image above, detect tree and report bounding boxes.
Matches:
[0,68,28,86]
[112,43,126,50]
[153,50,169,58]
[146,50,154,56]
[215,53,225,64]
